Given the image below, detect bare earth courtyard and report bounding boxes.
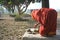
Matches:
[0,14,60,40]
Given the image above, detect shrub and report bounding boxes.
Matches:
[10,14,16,17]
[15,14,21,21]
[15,14,30,21]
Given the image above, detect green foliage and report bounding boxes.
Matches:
[15,13,21,17]
[10,14,16,17]
[8,1,12,4]
[15,14,23,21]
[0,0,30,16]
[14,13,30,21]
[19,0,25,4]
[0,0,3,4]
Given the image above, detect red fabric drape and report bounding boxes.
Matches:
[31,8,57,36]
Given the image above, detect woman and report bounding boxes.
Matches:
[31,8,57,36]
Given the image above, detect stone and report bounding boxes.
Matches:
[22,28,60,40]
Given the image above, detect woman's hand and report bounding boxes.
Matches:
[34,24,38,28]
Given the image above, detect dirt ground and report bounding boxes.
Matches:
[0,16,36,40]
[0,15,60,40]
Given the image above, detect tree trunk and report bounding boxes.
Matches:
[11,4,15,13]
[17,6,21,15]
[42,0,49,8]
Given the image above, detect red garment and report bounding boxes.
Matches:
[31,8,57,36]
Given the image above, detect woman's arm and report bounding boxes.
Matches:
[34,22,40,28]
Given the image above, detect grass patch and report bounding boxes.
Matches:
[15,14,29,21]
